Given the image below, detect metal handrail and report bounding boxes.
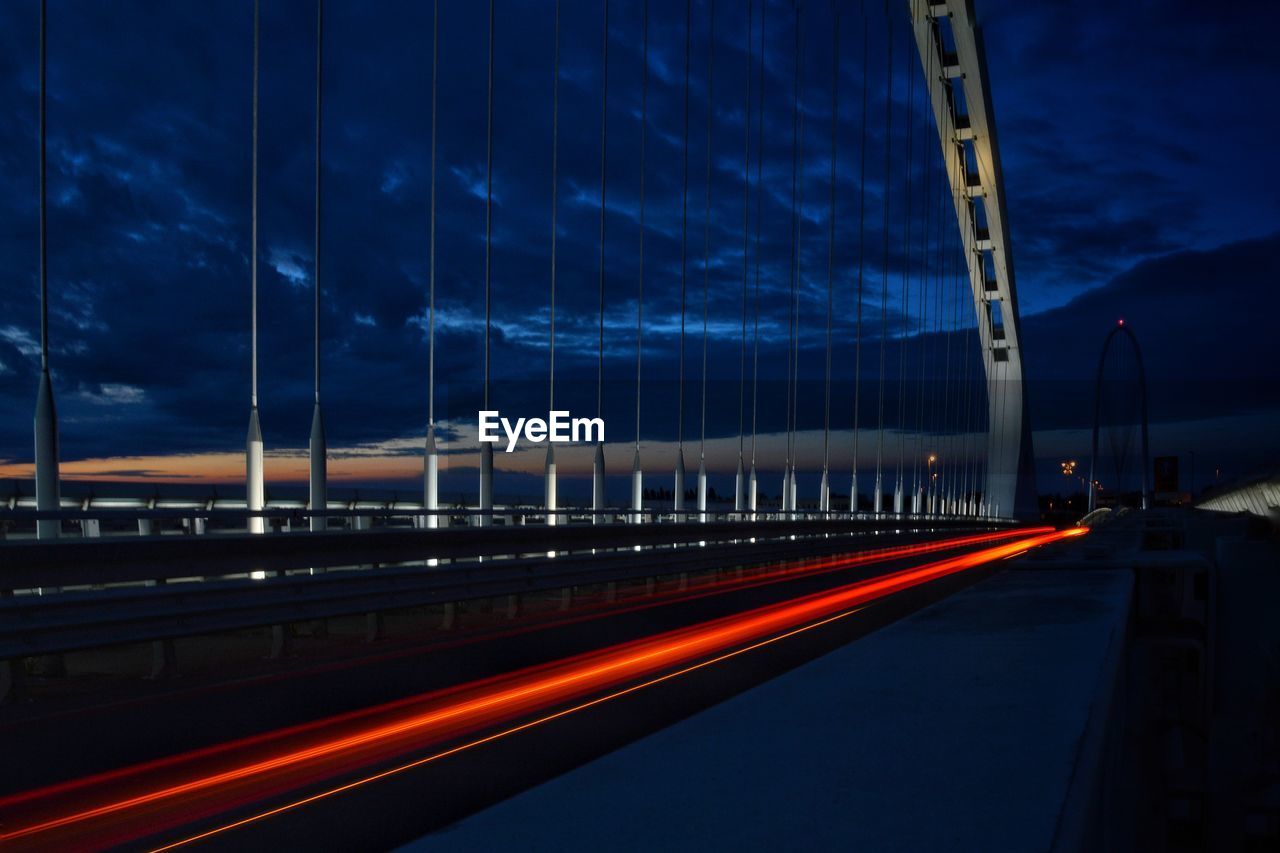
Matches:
[0,517,1001,592]
[0,524,1014,660]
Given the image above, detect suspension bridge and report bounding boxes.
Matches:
[2,1,1266,850]
[10,0,1034,535]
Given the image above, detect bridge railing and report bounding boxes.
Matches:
[0,514,1009,593]
[0,501,999,541]
[0,516,1019,700]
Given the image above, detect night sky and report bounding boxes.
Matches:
[0,0,1277,500]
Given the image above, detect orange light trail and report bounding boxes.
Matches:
[0,526,1081,850]
[0,527,1027,738]
[0,527,1043,772]
[151,606,873,853]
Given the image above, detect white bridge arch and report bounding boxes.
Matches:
[908,0,1037,518]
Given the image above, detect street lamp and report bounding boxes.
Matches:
[927,454,937,514]
[1060,460,1086,508]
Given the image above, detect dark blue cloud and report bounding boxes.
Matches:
[0,0,1275,489]
[976,0,1280,312]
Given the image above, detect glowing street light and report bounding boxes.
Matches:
[926,455,938,514]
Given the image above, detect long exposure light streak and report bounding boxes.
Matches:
[0,528,1043,736]
[0,527,1081,849]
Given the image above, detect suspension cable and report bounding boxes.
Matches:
[912,34,933,508]
[678,0,691,454]
[966,284,981,511]
[958,200,974,510]
[737,0,753,469]
[936,136,957,507]
[942,174,959,510]
[635,0,647,452]
[700,0,715,461]
[874,1,893,510]
[967,245,977,504]
[935,113,951,509]
[314,0,324,406]
[549,0,560,413]
[251,0,259,408]
[597,0,609,421]
[946,111,962,510]
[483,0,494,410]
[785,2,803,478]
[851,5,868,511]
[822,5,839,487]
[952,87,973,512]
[38,0,48,374]
[992,310,1010,515]
[894,27,915,509]
[428,0,438,429]
[749,0,765,471]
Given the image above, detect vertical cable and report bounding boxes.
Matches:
[851,6,868,511]
[737,0,753,467]
[783,8,803,504]
[874,1,893,509]
[251,0,259,408]
[941,174,957,509]
[938,102,952,509]
[678,0,691,454]
[680,0,691,450]
[894,25,914,509]
[310,0,328,533]
[635,0,646,451]
[951,88,973,511]
[483,0,494,410]
[749,0,765,470]
[428,0,438,428]
[550,0,560,413]
[966,298,979,513]
[936,100,954,510]
[934,115,950,510]
[785,2,802,478]
[961,320,975,510]
[314,0,323,405]
[964,264,979,511]
[38,0,48,373]
[543,0,561,525]
[420,0,440,529]
[33,0,61,543]
[597,0,609,420]
[822,6,839,486]
[912,34,934,508]
[700,0,714,461]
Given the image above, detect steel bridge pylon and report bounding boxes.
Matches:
[909,0,1037,519]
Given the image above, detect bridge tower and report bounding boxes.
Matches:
[1088,320,1151,511]
[908,0,1037,518]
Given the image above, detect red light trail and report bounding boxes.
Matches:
[0,526,1080,850]
[0,527,1040,738]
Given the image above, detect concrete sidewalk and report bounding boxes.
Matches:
[405,567,1133,852]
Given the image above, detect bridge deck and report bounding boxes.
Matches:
[405,566,1132,852]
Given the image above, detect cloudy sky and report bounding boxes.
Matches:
[0,0,1276,500]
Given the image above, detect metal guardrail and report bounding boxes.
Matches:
[0,524,1006,660]
[1,491,1005,519]
[0,516,1007,591]
[0,518,1020,665]
[0,504,1006,538]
